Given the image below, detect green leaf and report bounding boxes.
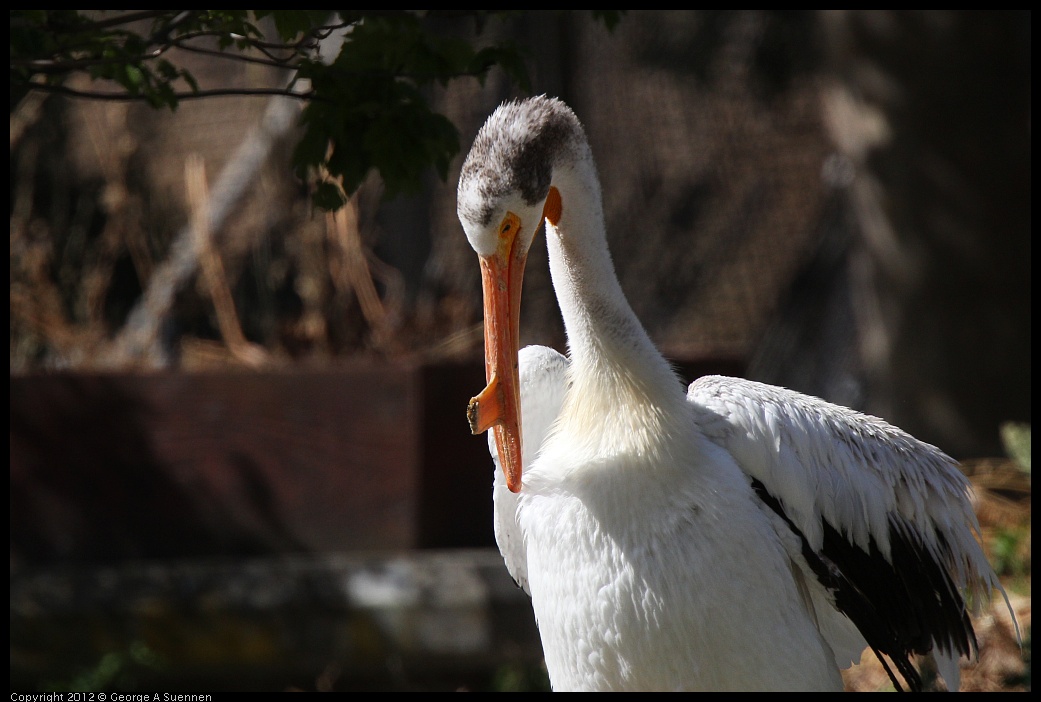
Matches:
[1000,422,1031,473]
[181,70,199,94]
[472,43,531,90]
[269,10,334,42]
[123,64,145,93]
[590,10,627,31]
[11,10,612,208]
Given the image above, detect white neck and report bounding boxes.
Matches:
[545,151,687,443]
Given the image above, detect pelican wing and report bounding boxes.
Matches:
[688,374,1007,691]
[490,345,569,594]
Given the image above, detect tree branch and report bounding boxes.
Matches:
[13,28,327,76]
[65,10,173,32]
[169,41,300,68]
[26,82,317,103]
[13,46,171,74]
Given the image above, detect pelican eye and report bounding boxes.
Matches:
[499,212,521,240]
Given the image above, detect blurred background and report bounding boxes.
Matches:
[10,10,1030,691]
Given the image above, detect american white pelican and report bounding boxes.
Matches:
[458,95,1012,691]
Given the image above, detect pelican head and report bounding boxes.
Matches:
[457,96,578,493]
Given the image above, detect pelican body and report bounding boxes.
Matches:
[457,96,1009,691]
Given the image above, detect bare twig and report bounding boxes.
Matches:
[328,196,386,330]
[103,84,304,367]
[78,99,138,332]
[25,82,317,103]
[9,140,84,364]
[185,155,268,368]
[422,323,485,361]
[99,22,356,367]
[168,40,302,68]
[10,79,50,148]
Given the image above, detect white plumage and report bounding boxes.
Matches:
[459,95,1013,691]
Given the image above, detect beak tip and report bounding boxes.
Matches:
[466,396,481,435]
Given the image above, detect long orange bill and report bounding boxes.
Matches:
[467,187,562,493]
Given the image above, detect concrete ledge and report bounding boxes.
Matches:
[11,550,545,691]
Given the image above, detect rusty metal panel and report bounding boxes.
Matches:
[10,365,423,564]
